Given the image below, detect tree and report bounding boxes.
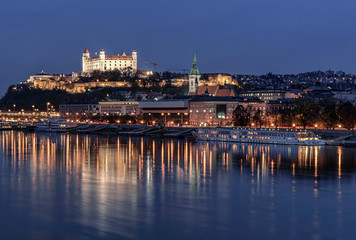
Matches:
[232,105,250,127]
[294,98,320,129]
[337,101,356,130]
[266,108,280,128]
[319,98,338,129]
[252,109,264,127]
[279,107,295,127]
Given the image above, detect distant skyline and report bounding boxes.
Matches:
[1,0,356,94]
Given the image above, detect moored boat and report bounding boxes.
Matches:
[192,128,325,145]
[35,118,77,132]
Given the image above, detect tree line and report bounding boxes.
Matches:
[232,98,356,130]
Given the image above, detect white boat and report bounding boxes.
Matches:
[192,128,325,146]
[35,118,77,132]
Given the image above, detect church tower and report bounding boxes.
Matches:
[189,51,201,95]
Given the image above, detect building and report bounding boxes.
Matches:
[59,104,99,117]
[239,90,287,103]
[188,51,201,95]
[98,101,139,116]
[139,99,190,125]
[82,48,137,73]
[192,85,236,97]
[189,96,240,126]
[200,73,233,86]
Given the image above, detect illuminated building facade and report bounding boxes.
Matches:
[189,96,239,126]
[139,100,190,125]
[59,104,99,116]
[82,48,137,73]
[99,101,139,116]
[239,90,288,103]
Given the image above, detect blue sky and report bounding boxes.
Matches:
[0,0,355,94]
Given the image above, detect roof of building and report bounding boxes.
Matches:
[216,88,236,97]
[84,48,89,53]
[100,48,104,52]
[190,95,239,102]
[192,86,218,96]
[88,56,100,61]
[289,89,303,95]
[241,89,286,93]
[105,55,133,60]
[304,86,331,92]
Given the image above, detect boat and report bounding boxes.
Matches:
[192,128,325,145]
[35,118,77,132]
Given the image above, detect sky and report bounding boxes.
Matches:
[0,0,356,94]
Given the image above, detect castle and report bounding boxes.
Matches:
[82,48,137,73]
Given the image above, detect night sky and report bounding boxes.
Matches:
[1,0,355,94]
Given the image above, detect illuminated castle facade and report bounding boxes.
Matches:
[82,48,137,73]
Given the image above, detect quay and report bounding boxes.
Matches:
[0,120,355,146]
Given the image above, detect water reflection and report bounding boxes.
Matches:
[0,131,356,239]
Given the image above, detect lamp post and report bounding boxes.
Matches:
[47,102,50,117]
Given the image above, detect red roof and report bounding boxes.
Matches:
[133,49,136,52]
[216,88,235,97]
[105,55,133,60]
[193,86,219,96]
[84,48,89,53]
[100,48,104,52]
[88,56,100,61]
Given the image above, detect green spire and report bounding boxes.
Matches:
[190,50,200,75]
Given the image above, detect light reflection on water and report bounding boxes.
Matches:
[0,131,355,239]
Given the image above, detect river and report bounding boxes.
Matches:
[0,131,355,239]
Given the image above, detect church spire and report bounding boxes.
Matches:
[190,50,200,75]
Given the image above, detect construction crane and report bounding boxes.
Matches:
[145,62,158,72]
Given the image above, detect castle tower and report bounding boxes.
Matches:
[189,51,201,95]
[132,49,137,72]
[82,48,90,73]
[99,48,105,71]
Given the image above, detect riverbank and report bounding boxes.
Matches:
[2,123,356,146]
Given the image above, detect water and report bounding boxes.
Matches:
[0,131,355,240]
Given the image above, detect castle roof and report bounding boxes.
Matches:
[105,55,132,60]
[87,55,133,61]
[100,48,104,52]
[84,48,89,53]
[133,49,136,52]
[87,56,100,61]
